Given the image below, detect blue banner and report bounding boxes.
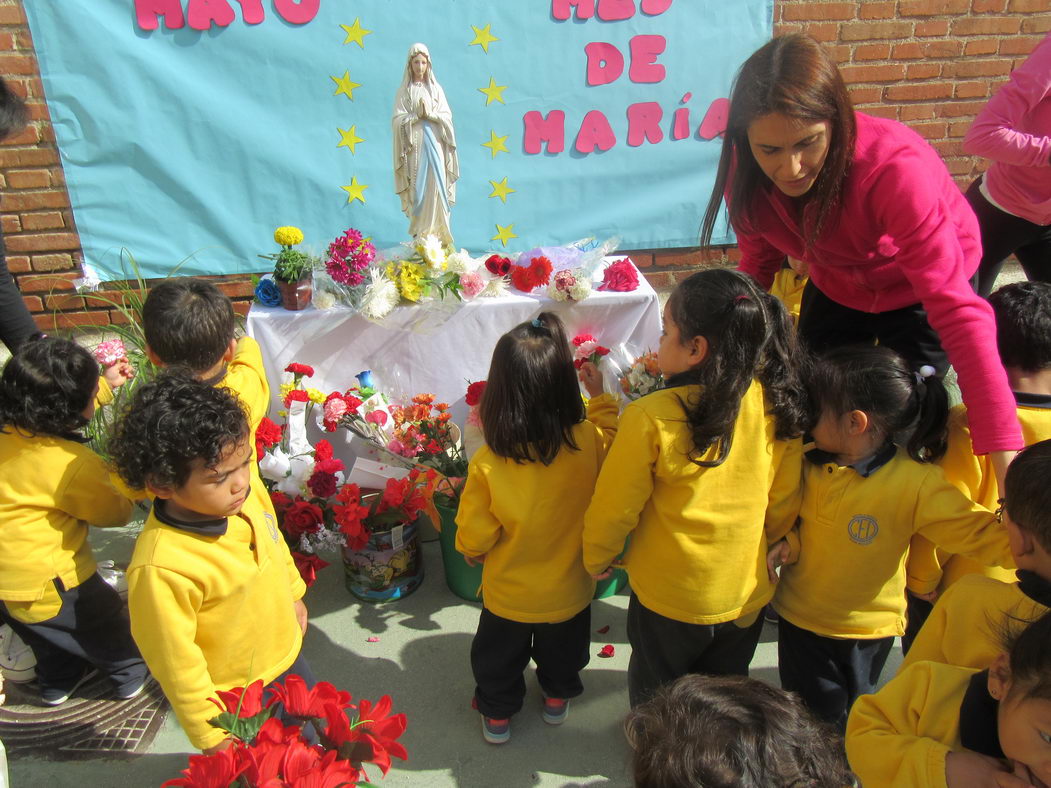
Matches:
[24,0,770,279]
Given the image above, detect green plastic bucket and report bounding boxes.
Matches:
[435,500,483,602]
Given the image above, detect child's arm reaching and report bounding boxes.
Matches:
[61,451,134,527]
[223,336,270,429]
[580,361,619,457]
[454,460,502,560]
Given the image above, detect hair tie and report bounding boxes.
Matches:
[531,317,543,328]
[734,294,751,303]
[914,365,936,384]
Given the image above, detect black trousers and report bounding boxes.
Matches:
[900,592,935,656]
[777,617,894,731]
[797,279,950,376]
[966,177,1051,297]
[0,573,147,695]
[626,593,764,708]
[0,233,38,353]
[471,606,590,719]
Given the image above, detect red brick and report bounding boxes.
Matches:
[655,249,703,268]
[232,301,252,318]
[840,63,907,83]
[826,44,852,63]
[964,37,1001,55]
[44,293,85,310]
[848,86,883,105]
[4,124,40,145]
[954,81,991,98]
[943,59,1015,77]
[884,82,955,100]
[20,295,42,312]
[859,1,896,18]
[892,42,924,59]
[0,53,35,75]
[49,167,64,186]
[31,253,74,272]
[624,252,653,269]
[851,43,892,61]
[782,2,856,21]
[907,62,942,78]
[643,272,672,290]
[0,148,57,167]
[952,16,1022,35]
[0,31,15,49]
[840,21,914,40]
[5,169,49,189]
[213,280,254,299]
[1022,16,1051,34]
[931,140,964,157]
[0,214,19,234]
[946,158,977,175]
[0,190,69,211]
[865,105,900,120]
[797,22,839,41]
[0,5,25,24]
[948,120,973,137]
[899,0,969,14]
[17,273,79,293]
[5,231,80,252]
[33,311,111,330]
[23,102,51,122]
[971,0,1008,9]
[900,104,938,121]
[5,254,29,273]
[938,99,993,117]
[1009,0,1051,10]
[908,121,949,139]
[999,35,1044,55]
[915,20,951,35]
[725,247,742,264]
[20,211,64,230]
[922,39,964,57]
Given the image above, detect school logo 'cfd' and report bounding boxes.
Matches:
[265,512,280,543]
[847,515,878,545]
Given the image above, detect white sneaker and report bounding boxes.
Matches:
[0,625,36,683]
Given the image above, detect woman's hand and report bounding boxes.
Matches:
[989,450,1019,501]
[578,361,603,398]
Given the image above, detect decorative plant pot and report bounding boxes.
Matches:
[342,518,424,603]
[434,499,483,602]
[277,276,312,310]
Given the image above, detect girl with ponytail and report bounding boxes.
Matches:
[769,345,1015,731]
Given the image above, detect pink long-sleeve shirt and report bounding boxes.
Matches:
[963,31,1051,226]
[736,112,1022,455]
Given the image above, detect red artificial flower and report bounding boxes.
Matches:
[307,470,338,499]
[511,256,553,292]
[365,410,388,426]
[598,258,640,292]
[283,389,310,407]
[285,362,315,377]
[572,334,596,347]
[286,750,361,788]
[378,477,425,522]
[278,737,323,784]
[266,674,354,719]
[334,484,371,550]
[270,491,293,514]
[160,747,248,788]
[314,440,334,461]
[484,254,511,276]
[209,679,266,718]
[465,380,487,407]
[291,551,330,587]
[351,695,409,776]
[255,417,283,460]
[282,499,324,539]
[314,457,344,476]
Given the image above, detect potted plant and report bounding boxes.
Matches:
[261,225,314,310]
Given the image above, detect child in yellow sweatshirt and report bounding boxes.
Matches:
[110,373,307,753]
[456,312,617,744]
[583,270,807,708]
[902,439,1051,672]
[769,346,1014,731]
[904,281,1051,650]
[0,337,145,705]
[847,609,1051,788]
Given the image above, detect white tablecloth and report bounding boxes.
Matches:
[246,266,662,414]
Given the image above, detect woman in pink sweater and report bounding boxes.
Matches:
[963,31,1051,297]
[700,33,1022,476]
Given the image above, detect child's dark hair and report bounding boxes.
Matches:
[0,77,27,141]
[997,609,1051,703]
[625,674,853,788]
[479,312,585,465]
[143,278,236,373]
[808,345,949,462]
[1003,438,1051,553]
[989,281,1051,373]
[0,336,98,441]
[109,371,248,491]
[666,270,808,467]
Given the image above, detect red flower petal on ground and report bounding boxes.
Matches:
[598,644,615,658]
[596,625,610,634]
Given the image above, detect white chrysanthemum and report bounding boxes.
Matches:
[312,290,336,310]
[548,283,570,302]
[568,280,592,301]
[361,268,400,320]
[446,248,476,275]
[480,275,509,298]
[420,234,447,269]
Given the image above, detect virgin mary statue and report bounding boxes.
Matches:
[392,43,459,245]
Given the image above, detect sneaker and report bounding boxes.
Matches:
[114,675,148,701]
[40,667,98,706]
[0,624,37,683]
[542,696,569,725]
[481,715,510,744]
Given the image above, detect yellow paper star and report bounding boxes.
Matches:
[331,71,360,101]
[337,126,364,153]
[340,18,372,47]
[341,177,368,204]
[469,23,499,53]
[478,76,507,106]
[489,177,515,203]
[482,130,509,158]
[491,223,517,247]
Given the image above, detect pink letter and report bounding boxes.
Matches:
[551,0,595,21]
[232,0,264,24]
[628,35,666,83]
[523,110,566,155]
[640,0,673,14]
[597,0,635,21]
[585,42,624,87]
[274,0,319,24]
[187,0,234,30]
[135,0,185,30]
[672,92,692,140]
[697,97,730,140]
[575,110,617,154]
[627,102,664,146]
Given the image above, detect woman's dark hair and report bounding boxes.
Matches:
[997,609,1051,703]
[109,370,248,491]
[478,311,585,465]
[1003,438,1051,553]
[989,281,1051,373]
[808,345,949,462]
[0,336,99,441]
[700,33,857,251]
[142,278,236,373]
[625,674,854,788]
[0,77,27,141]
[667,269,808,467]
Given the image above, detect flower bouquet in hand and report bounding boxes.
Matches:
[163,674,407,787]
[571,333,610,370]
[619,350,663,400]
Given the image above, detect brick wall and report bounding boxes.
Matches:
[1,0,1048,324]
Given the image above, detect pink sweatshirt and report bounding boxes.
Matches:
[963,31,1051,226]
[736,112,1022,455]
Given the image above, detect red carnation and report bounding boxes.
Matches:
[572,334,596,347]
[270,491,292,513]
[485,254,511,277]
[283,389,310,407]
[314,440,334,461]
[307,471,338,499]
[254,417,282,460]
[465,380,487,407]
[598,258,639,292]
[285,362,315,377]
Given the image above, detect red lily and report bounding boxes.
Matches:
[160,747,248,788]
[266,674,354,719]
[209,679,266,718]
[287,750,361,788]
[325,695,407,776]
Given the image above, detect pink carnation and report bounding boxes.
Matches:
[460,271,485,299]
[92,339,127,368]
[323,397,349,424]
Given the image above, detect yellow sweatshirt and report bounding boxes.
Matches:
[906,398,1051,596]
[455,394,617,623]
[768,268,807,326]
[94,375,113,410]
[0,429,132,605]
[846,661,989,788]
[127,478,305,750]
[900,572,1050,671]
[583,380,803,625]
[774,448,1013,639]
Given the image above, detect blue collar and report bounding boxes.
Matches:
[153,498,228,536]
[1014,390,1051,409]
[804,442,897,478]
